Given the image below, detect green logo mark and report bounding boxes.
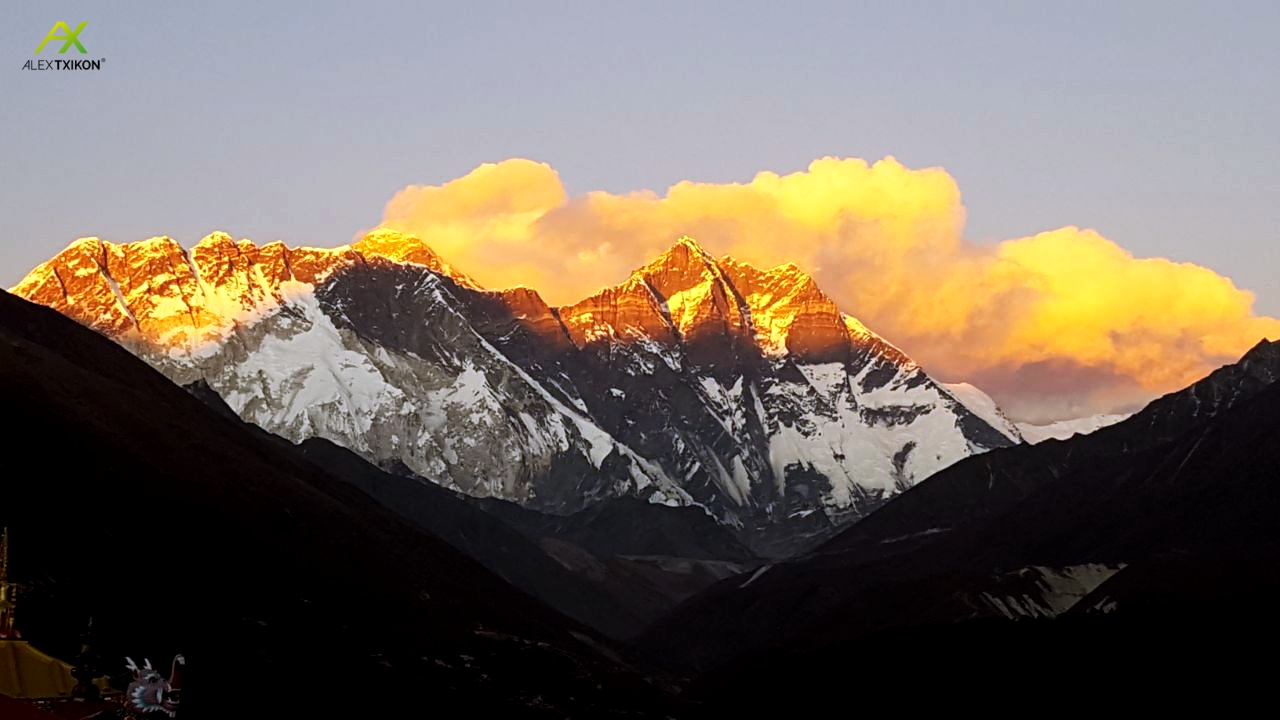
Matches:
[35,22,87,55]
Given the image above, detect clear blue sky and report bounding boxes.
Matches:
[3,1,1278,314]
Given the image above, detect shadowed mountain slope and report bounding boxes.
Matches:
[0,289,678,717]
[635,341,1280,708]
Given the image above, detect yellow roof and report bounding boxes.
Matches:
[0,640,76,699]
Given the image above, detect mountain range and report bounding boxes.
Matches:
[11,230,1020,555]
[7,229,1280,713]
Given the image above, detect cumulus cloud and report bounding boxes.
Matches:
[377,157,1279,422]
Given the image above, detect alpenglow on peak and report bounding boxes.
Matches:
[12,230,1021,555]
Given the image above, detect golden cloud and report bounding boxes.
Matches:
[377,157,1279,421]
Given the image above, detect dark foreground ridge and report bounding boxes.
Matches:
[635,340,1280,708]
[0,289,680,717]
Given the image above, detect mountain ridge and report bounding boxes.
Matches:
[12,229,1021,554]
[632,337,1280,684]
[10,231,939,377]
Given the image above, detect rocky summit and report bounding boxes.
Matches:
[12,230,1020,555]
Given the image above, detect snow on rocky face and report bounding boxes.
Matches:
[942,382,1025,442]
[12,230,1019,555]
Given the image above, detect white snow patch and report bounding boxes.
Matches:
[980,564,1125,619]
[879,527,950,544]
[224,290,403,437]
[942,382,1023,443]
[738,564,772,588]
[764,360,977,508]
[1016,413,1131,444]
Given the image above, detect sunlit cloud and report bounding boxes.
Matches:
[377,157,1280,421]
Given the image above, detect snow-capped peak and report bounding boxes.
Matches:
[555,235,903,367]
[354,228,481,288]
[1016,413,1132,444]
[942,382,1024,443]
[13,230,1026,554]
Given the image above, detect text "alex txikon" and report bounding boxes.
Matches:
[22,58,104,70]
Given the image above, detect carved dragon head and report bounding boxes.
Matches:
[124,654,184,717]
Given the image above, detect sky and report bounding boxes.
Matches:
[2,1,1278,420]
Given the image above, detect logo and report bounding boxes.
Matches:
[35,22,87,54]
[22,22,104,71]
